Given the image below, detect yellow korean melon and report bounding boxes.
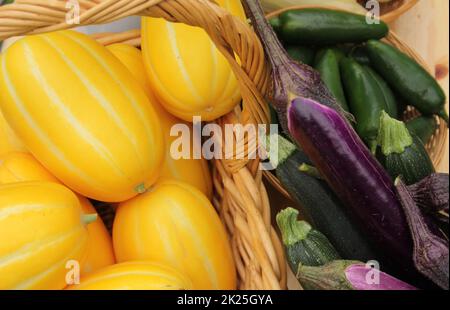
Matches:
[69,261,192,290]
[0,53,25,156]
[0,107,27,155]
[141,0,245,121]
[0,30,164,202]
[0,151,116,275]
[0,182,92,289]
[113,180,236,290]
[107,44,212,198]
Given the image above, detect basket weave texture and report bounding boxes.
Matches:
[0,0,287,290]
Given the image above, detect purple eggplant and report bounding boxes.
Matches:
[298,260,418,290]
[287,97,415,275]
[395,178,449,290]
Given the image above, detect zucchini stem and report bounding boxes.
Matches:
[269,133,297,167]
[377,111,413,156]
[369,140,378,155]
[276,208,311,246]
[299,163,323,180]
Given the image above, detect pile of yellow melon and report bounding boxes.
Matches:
[0,0,244,290]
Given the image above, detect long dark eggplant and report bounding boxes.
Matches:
[286,97,416,277]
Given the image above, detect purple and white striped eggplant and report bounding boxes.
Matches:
[298,260,418,290]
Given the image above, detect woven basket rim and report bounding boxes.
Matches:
[380,0,420,23]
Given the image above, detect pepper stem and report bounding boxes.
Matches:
[82,213,98,225]
[276,208,312,246]
[377,111,413,156]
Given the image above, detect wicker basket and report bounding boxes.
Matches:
[0,0,446,291]
[377,0,419,23]
[264,4,448,198]
[0,0,286,290]
[357,0,419,23]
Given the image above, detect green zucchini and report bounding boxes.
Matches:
[314,48,349,112]
[286,46,316,66]
[377,111,435,185]
[276,208,340,270]
[278,8,389,45]
[365,66,399,119]
[271,134,379,263]
[406,116,438,145]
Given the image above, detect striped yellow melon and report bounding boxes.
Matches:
[0,30,164,202]
[113,180,236,290]
[0,53,24,156]
[141,0,245,121]
[69,261,192,290]
[0,107,27,155]
[0,182,92,289]
[107,44,212,198]
[76,200,115,275]
[0,152,116,275]
[0,152,59,184]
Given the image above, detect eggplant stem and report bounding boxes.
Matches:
[241,0,290,68]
